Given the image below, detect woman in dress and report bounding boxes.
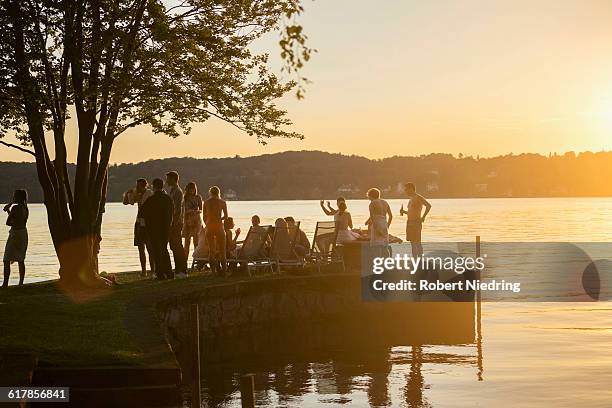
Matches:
[182,182,203,258]
[365,188,393,245]
[2,189,29,287]
[334,201,361,244]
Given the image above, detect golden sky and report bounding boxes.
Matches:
[2,0,612,163]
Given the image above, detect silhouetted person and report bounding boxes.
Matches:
[365,188,392,244]
[182,181,203,259]
[400,182,432,258]
[284,216,310,258]
[123,178,154,276]
[2,189,28,287]
[203,186,228,275]
[141,178,173,280]
[165,171,188,277]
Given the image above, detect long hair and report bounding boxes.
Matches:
[14,189,28,206]
[184,181,197,198]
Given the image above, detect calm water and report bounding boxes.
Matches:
[2,198,612,407]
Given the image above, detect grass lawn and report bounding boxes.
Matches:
[0,271,249,366]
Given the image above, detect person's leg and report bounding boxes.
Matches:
[217,229,227,273]
[145,240,155,276]
[2,261,10,287]
[150,236,163,280]
[169,225,187,274]
[183,237,190,258]
[161,239,173,279]
[138,244,147,275]
[18,261,25,285]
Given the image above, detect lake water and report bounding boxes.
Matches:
[2,198,612,407]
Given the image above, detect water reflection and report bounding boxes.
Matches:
[182,303,482,407]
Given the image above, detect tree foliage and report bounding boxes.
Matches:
[0,0,312,284]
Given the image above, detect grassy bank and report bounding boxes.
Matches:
[0,271,265,366]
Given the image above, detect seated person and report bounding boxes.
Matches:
[284,216,311,258]
[192,227,210,268]
[224,217,241,258]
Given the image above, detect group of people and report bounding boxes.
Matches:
[123,171,233,279]
[1,178,432,286]
[319,182,431,257]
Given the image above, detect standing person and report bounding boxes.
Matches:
[123,178,154,276]
[365,188,393,245]
[140,178,173,280]
[333,201,361,244]
[203,186,228,276]
[165,171,188,278]
[319,197,345,216]
[2,190,29,287]
[182,182,203,259]
[400,182,432,258]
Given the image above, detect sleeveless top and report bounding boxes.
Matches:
[7,204,29,230]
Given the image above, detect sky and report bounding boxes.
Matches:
[2,0,612,163]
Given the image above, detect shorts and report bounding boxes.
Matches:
[406,220,422,243]
[134,221,148,246]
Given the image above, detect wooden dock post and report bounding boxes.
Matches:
[191,304,201,408]
[240,374,255,408]
[475,235,483,381]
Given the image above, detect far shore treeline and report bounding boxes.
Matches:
[1,150,611,202]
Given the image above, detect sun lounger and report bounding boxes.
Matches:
[227,225,273,276]
[269,222,306,272]
[309,221,345,273]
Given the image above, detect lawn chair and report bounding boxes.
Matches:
[269,222,305,273]
[309,221,345,273]
[227,225,273,276]
[191,228,211,272]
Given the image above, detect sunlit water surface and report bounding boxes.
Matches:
[1,198,611,407]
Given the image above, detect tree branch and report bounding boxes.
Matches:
[0,140,36,156]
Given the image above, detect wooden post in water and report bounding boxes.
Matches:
[475,235,484,381]
[191,304,201,408]
[240,374,255,408]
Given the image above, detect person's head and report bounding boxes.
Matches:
[404,182,416,196]
[224,217,234,230]
[275,217,288,231]
[284,216,296,227]
[185,181,197,197]
[136,178,147,192]
[336,196,346,207]
[165,171,179,187]
[13,189,27,205]
[367,188,381,201]
[152,178,164,191]
[338,201,347,212]
[251,215,261,226]
[209,186,220,198]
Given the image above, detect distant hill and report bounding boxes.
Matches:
[1,150,612,202]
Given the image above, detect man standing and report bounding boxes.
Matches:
[203,186,228,276]
[400,182,432,258]
[123,178,154,276]
[165,171,188,278]
[140,178,173,280]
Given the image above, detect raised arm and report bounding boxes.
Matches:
[320,200,334,216]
